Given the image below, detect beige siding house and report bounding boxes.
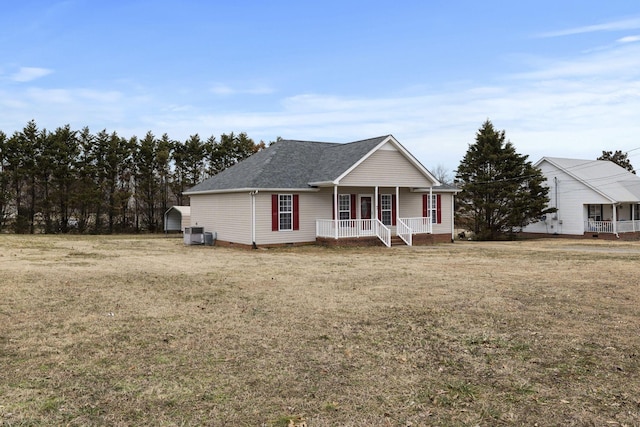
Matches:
[184,135,458,248]
[522,157,640,238]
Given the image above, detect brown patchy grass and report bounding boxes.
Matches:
[1,235,640,426]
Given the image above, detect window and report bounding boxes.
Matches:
[428,194,438,224]
[279,194,292,230]
[272,194,298,231]
[338,194,351,220]
[423,194,442,224]
[380,194,392,226]
[588,204,602,221]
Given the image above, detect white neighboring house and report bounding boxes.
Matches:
[522,157,640,238]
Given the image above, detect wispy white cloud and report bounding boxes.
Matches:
[512,43,640,80]
[11,67,53,82]
[3,31,640,175]
[537,17,640,38]
[618,35,640,43]
[210,82,275,96]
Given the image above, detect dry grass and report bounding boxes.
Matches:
[1,235,640,426]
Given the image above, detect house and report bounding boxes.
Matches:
[164,206,191,233]
[522,157,640,239]
[183,135,458,248]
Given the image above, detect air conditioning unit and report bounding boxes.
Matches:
[183,227,205,245]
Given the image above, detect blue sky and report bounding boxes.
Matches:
[2,1,640,174]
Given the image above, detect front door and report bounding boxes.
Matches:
[360,196,372,230]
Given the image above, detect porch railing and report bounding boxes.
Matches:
[316,219,390,246]
[374,220,391,247]
[584,220,640,233]
[400,217,433,234]
[397,218,412,246]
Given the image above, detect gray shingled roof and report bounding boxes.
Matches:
[185,136,389,193]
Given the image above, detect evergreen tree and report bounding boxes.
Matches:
[597,150,635,174]
[0,131,8,231]
[134,131,161,232]
[456,120,553,240]
[156,133,174,219]
[74,127,100,233]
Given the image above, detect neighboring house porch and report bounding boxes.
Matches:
[584,202,640,235]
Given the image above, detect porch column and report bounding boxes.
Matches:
[395,186,400,222]
[374,186,379,221]
[634,204,637,232]
[613,203,617,235]
[334,185,339,239]
[429,187,433,233]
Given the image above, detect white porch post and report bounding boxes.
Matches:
[613,203,617,235]
[429,187,433,233]
[334,185,338,239]
[395,186,399,223]
[374,186,379,221]
[634,204,637,232]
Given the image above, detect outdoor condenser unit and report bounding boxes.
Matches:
[183,227,205,245]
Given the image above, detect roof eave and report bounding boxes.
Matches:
[411,187,460,194]
[184,187,320,196]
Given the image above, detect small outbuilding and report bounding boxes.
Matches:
[164,206,191,233]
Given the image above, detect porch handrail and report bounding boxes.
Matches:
[584,219,640,234]
[316,219,378,239]
[397,218,412,246]
[373,219,391,247]
[614,219,640,233]
[584,220,614,233]
[400,216,432,234]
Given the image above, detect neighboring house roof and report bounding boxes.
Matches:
[185,135,439,194]
[538,157,640,202]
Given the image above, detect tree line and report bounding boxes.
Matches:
[0,120,265,234]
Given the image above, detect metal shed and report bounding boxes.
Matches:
[164,206,191,233]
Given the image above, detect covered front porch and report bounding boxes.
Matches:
[584,202,640,236]
[314,186,437,247]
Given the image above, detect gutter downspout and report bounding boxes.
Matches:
[451,191,455,242]
[250,190,258,248]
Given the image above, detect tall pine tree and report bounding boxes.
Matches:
[456,120,553,240]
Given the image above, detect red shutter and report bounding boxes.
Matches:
[350,194,356,219]
[293,194,299,230]
[422,194,428,217]
[436,194,442,224]
[392,195,397,226]
[271,194,278,231]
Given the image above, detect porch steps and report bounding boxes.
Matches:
[391,236,407,246]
